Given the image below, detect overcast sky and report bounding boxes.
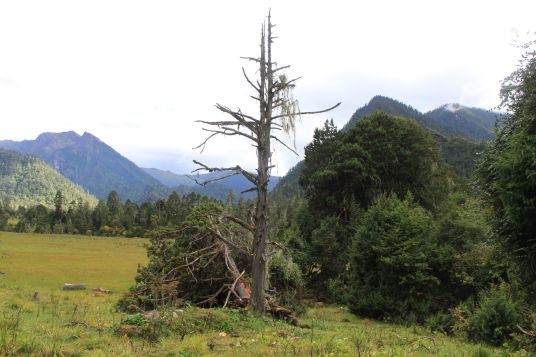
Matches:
[0,1,534,175]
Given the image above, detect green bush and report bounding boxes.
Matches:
[269,250,304,311]
[465,284,527,346]
[348,194,438,323]
[426,311,458,335]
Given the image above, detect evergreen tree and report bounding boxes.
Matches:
[348,195,437,322]
[53,190,64,223]
[301,112,449,219]
[106,191,123,227]
[477,40,536,300]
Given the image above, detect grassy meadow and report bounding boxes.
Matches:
[0,232,530,356]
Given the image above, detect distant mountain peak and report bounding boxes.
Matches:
[81,131,104,144]
[443,103,463,113]
[36,130,80,141]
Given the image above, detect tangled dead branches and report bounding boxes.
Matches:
[118,202,254,311]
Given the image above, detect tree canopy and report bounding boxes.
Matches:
[477,41,536,295]
[300,112,449,219]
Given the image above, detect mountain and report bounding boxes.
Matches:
[143,168,194,188]
[195,172,280,195]
[270,161,304,199]
[0,131,168,202]
[425,103,498,141]
[274,96,496,197]
[0,148,98,208]
[144,167,281,199]
[344,96,433,131]
[345,95,499,141]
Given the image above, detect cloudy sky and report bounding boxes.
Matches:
[0,1,534,175]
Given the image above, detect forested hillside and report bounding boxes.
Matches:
[426,103,498,141]
[345,95,499,141]
[0,131,168,202]
[0,149,97,208]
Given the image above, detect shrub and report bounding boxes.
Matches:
[426,311,458,336]
[465,284,527,346]
[348,194,437,323]
[269,250,304,311]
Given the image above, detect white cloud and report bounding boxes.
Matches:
[0,0,534,174]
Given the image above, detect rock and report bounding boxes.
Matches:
[93,287,112,294]
[126,304,141,313]
[119,325,141,337]
[63,283,86,291]
[143,310,162,319]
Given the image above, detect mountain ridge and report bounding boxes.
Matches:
[0,131,168,202]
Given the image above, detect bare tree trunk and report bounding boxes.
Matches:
[252,134,270,314]
[193,11,340,315]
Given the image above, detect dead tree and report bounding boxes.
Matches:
[193,12,340,315]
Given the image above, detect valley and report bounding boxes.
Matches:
[0,232,512,356]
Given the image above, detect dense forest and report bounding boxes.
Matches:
[0,189,248,237]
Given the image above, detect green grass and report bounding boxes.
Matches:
[0,232,531,356]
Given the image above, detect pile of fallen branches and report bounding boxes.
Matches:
[118,201,305,329]
[118,202,255,311]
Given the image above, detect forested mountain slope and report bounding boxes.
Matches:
[426,103,498,141]
[0,149,97,208]
[345,95,499,141]
[0,131,168,201]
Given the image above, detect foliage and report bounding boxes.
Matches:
[306,215,352,301]
[439,138,487,177]
[268,250,303,308]
[464,284,528,346]
[432,192,507,308]
[425,311,459,336]
[301,113,449,217]
[4,188,222,238]
[348,194,438,322]
[298,112,451,303]
[477,40,536,300]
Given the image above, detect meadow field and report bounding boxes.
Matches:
[0,232,527,356]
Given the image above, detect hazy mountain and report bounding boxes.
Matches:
[0,148,98,208]
[0,131,168,201]
[425,103,498,141]
[144,167,281,199]
[195,172,280,195]
[143,168,195,188]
